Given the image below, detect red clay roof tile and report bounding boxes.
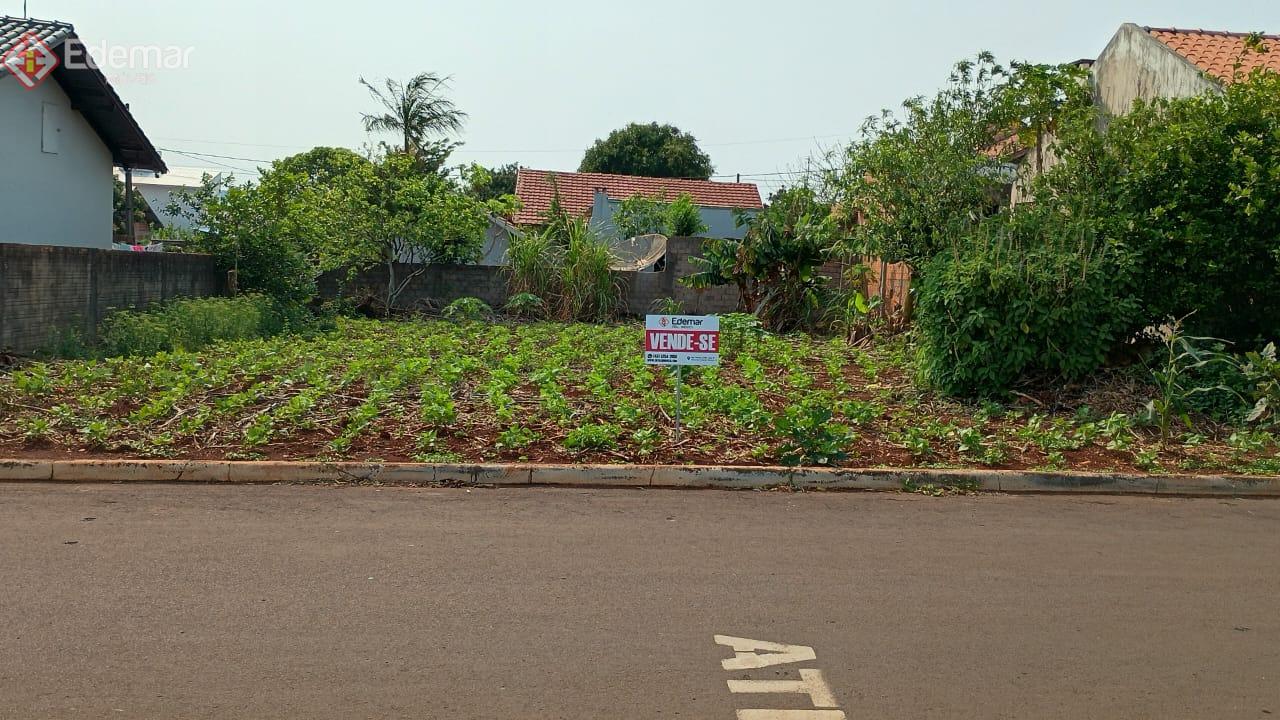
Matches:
[513,169,763,226]
[1145,27,1280,82]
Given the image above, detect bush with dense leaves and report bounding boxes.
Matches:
[98,295,323,357]
[1102,70,1280,344]
[915,208,1139,396]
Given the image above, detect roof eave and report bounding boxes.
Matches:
[48,32,167,173]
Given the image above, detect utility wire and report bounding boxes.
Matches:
[159,148,816,183]
[159,147,272,164]
[160,148,262,175]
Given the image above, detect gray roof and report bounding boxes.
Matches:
[0,15,71,50]
[1,15,166,172]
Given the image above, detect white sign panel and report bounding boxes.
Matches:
[644,315,720,366]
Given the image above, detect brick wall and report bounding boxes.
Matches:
[319,236,743,316]
[0,243,223,353]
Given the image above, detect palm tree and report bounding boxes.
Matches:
[359,73,467,160]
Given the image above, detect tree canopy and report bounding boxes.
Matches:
[169,147,507,311]
[579,122,714,179]
[464,162,519,203]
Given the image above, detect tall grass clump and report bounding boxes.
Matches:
[504,218,622,322]
[505,229,561,299]
[99,294,318,357]
[558,218,623,322]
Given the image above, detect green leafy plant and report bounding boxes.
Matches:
[1243,343,1280,425]
[496,425,538,451]
[664,194,709,237]
[683,186,833,333]
[98,295,310,357]
[914,205,1138,397]
[650,297,683,315]
[1143,322,1239,441]
[504,230,560,299]
[503,292,546,319]
[775,404,854,466]
[442,297,492,321]
[19,417,52,442]
[563,424,621,451]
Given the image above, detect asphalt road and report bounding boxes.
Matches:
[1,484,1277,720]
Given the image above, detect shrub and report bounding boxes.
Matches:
[1104,70,1280,344]
[442,297,492,321]
[1183,348,1256,422]
[1243,343,1280,425]
[503,292,546,319]
[775,404,854,466]
[98,295,307,357]
[915,212,1138,397]
[613,194,667,240]
[614,192,709,240]
[718,313,766,357]
[664,194,709,237]
[683,186,832,332]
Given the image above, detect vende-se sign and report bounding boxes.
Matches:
[645,315,720,366]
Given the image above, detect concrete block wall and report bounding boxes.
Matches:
[0,243,223,353]
[320,236,744,317]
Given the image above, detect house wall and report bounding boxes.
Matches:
[0,243,224,353]
[590,191,754,241]
[479,218,515,266]
[1092,23,1220,119]
[0,76,115,249]
[319,236,742,316]
[1010,25,1220,206]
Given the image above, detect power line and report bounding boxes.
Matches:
[150,130,852,158]
[154,136,312,151]
[158,147,273,164]
[159,148,262,175]
[157,147,817,184]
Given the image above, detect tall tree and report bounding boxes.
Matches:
[579,122,714,179]
[360,73,467,173]
[463,162,519,202]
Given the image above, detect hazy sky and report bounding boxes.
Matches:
[12,0,1275,192]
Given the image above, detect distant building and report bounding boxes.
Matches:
[1,16,166,249]
[512,169,764,241]
[1009,24,1280,204]
[1094,25,1280,118]
[114,167,226,234]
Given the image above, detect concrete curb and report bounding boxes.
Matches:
[0,459,1277,497]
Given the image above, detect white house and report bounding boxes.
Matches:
[113,167,226,232]
[1,16,167,249]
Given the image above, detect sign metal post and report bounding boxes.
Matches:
[674,365,683,441]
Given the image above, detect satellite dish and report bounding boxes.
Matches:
[610,233,668,272]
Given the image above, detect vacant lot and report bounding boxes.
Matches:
[1,318,1276,474]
